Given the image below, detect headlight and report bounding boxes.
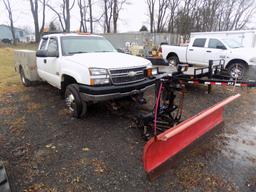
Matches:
[89,68,108,76]
[152,68,158,75]
[90,78,110,85]
[146,67,158,77]
[249,57,256,63]
[89,68,110,85]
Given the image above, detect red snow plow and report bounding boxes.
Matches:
[136,60,256,179]
[143,94,240,174]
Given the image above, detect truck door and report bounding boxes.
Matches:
[187,38,207,65]
[204,38,227,65]
[37,37,61,88]
[37,37,49,80]
[44,37,61,88]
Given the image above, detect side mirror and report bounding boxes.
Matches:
[36,50,48,57]
[36,50,59,57]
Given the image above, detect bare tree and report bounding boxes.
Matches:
[103,0,113,33]
[112,0,128,33]
[2,0,16,44]
[167,0,180,33]
[146,0,256,35]
[77,0,95,33]
[113,0,118,33]
[46,0,75,32]
[30,0,46,43]
[219,0,256,31]
[88,0,93,33]
[78,0,88,32]
[146,0,156,33]
[156,0,169,32]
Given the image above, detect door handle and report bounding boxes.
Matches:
[44,59,47,64]
[189,49,194,51]
[206,50,212,53]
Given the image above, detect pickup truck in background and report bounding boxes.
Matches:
[161,36,256,79]
[14,33,157,118]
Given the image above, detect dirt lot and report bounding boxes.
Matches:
[0,48,256,192]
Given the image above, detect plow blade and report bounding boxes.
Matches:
[143,94,240,175]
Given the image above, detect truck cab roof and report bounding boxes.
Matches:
[42,33,103,39]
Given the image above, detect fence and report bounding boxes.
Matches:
[101,32,181,49]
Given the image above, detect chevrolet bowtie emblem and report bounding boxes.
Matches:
[128,71,137,77]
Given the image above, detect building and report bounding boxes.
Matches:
[0,24,30,43]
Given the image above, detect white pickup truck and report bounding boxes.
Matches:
[161,36,256,79]
[14,33,157,118]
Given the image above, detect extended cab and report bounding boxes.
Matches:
[14,33,157,118]
[161,36,256,79]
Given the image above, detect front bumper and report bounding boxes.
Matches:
[79,78,156,101]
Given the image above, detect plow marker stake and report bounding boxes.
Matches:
[143,94,240,174]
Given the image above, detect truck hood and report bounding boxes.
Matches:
[230,48,256,58]
[64,52,151,69]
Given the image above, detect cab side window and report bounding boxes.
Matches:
[192,38,206,48]
[39,38,48,50]
[208,39,226,49]
[47,38,58,53]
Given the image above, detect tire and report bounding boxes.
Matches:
[227,63,247,80]
[19,67,31,87]
[65,84,86,118]
[167,55,179,66]
[0,162,11,192]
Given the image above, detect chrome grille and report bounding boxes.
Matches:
[109,67,146,85]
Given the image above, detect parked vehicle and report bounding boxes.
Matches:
[14,33,158,118]
[1,39,11,44]
[191,30,256,48]
[161,36,256,79]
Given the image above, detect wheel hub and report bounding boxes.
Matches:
[66,93,75,112]
[169,59,176,66]
[230,65,243,79]
[21,76,25,84]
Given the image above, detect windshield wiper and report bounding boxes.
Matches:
[68,51,88,55]
[93,51,113,53]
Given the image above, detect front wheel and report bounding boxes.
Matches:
[227,63,247,80]
[167,56,179,66]
[65,84,87,118]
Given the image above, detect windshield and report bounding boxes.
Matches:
[61,36,117,56]
[222,39,243,49]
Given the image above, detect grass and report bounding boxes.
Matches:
[0,48,19,92]
[0,44,37,93]
[0,42,37,50]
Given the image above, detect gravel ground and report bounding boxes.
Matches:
[0,67,256,191]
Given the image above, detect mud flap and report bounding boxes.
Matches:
[143,94,240,175]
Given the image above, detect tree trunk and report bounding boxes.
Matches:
[29,0,46,43]
[88,0,93,33]
[65,0,70,32]
[113,0,118,33]
[104,0,111,33]
[9,16,16,45]
[3,0,16,44]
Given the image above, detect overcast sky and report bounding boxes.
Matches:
[0,0,149,33]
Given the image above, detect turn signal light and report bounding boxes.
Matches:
[147,68,153,77]
[90,79,94,86]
